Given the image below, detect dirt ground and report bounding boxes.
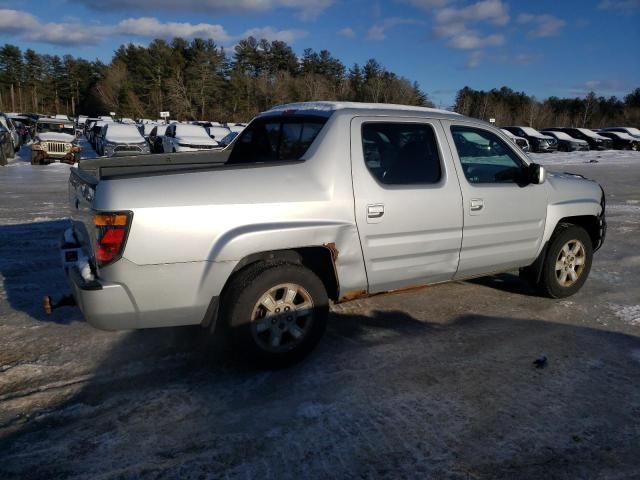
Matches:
[1,147,639,479]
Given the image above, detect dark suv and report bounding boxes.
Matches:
[502,126,557,153]
[544,128,612,150]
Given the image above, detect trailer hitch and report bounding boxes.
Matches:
[43,294,77,315]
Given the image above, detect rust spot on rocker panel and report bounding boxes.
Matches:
[338,283,432,303]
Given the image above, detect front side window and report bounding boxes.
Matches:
[228,116,327,164]
[361,122,442,185]
[451,126,525,184]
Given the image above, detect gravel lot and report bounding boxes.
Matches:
[1,145,639,479]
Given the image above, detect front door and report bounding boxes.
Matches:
[350,117,464,294]
[442,121,548,279]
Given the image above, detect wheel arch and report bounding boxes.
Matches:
[202,246,340,331]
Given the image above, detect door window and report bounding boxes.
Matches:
[361,122,442,185]
[450,126,525,184]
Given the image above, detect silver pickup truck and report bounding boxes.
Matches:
[62,102,606,365]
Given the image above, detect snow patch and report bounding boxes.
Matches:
[609,304,640,326]
[530,150,640,166]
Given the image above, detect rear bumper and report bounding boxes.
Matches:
[60,228,137,330]
[60,227,225,330]
[66,266,138,330]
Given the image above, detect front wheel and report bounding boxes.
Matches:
[537,224,593,298]
[222,263,328,367]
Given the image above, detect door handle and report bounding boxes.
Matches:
[367,204,385,219]
[470,199,484,211]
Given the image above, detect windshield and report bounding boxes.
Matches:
[37,122,74,135]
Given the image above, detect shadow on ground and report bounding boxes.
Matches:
[1,307,639,479]
[0,219,83,324]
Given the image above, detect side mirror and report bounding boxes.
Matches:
[529,163,545,185]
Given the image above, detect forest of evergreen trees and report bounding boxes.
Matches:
[0,38,429,122]
[0,37,638,127]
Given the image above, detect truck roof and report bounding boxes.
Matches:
[262,101,461,120]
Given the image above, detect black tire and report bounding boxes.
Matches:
[221,262,328,367]
[537,223,593,298]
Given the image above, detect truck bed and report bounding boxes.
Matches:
[78,150,230,180]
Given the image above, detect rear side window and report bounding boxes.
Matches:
[361,122,442,185]
[227,116,326,164]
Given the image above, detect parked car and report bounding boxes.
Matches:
[138,123,158,141]
[148,125,168,153]
[0,123,12,166]
[545,128,612,150]
[31,118,80,164]
[597,131,640,150]
[54,114,70,121]
[207,125,232,143]
[217,131,239,148]
[95,124,108,156]
[163,124,218,152]
[99,123,150,157]
[89,121,108,149]
[9,114,35,140]
[541,130,589,152]
[62,101,606,365]
[500,128,530,152]
[502,126,557,152]
[600,127,640,140]
[0,113,20,154]
[84,118,99,136]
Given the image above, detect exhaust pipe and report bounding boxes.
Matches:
[43,294,77,315]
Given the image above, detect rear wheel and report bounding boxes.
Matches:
[537,224,593,298]
[222,263,328,367]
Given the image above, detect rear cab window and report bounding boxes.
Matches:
[227,115,327,164]
[361,122,442,185]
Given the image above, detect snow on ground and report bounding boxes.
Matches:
[529,149,640,166]
[0,145,640,479]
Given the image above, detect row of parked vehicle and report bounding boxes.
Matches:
[500,126,640,153]
[0,112,78,165]
[82,116,245,158]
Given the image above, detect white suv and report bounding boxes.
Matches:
[163,124,218,153]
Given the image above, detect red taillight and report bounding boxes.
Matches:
[94,212,131,266]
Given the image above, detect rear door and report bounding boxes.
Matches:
[442,121,547,278]
[350,117,463,293]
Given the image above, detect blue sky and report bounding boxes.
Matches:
[0,0,638,107]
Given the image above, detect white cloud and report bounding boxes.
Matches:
[449,31,503,49]
[337,27,356,38]
[0,9,39,33]
[466,50,483,68]
[597,0,640,10]
[435,0,509,27]
[0,9,99,45]
[401,0,450,11]
[115,17,231,42]
[367,17,422,40]
[432,0,508,51]
[517,14,566,38]
[0,9,307,46]
[68,0,334,20]
[241,26,307,43]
